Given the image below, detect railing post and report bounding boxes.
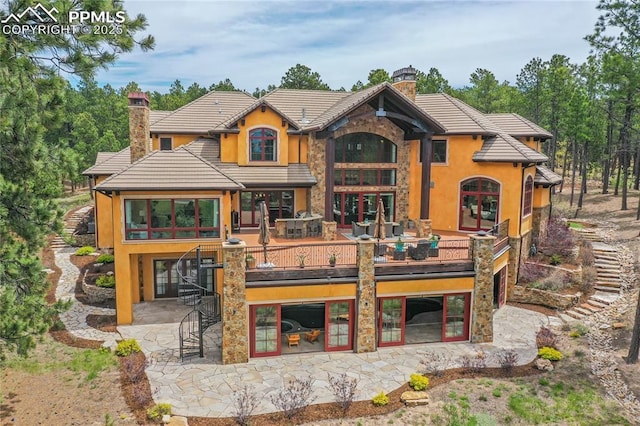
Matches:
[196,246,202,300]
[198,310,204,358]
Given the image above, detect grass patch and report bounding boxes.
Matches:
[69,348,118,381]
[56,192,91,212]
[567,221,585,229]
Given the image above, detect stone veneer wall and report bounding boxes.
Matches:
[510,286,579,310]
[416,219,432,238]
[308,104,411,223]
[222,241,248,364]
[532,205,550,243]
[521,230,532,261]
[355,239,376,353]
[129,104,149,163]
[506,236,522,299]
[470,235,495,343]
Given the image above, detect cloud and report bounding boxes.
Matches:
[95,0,601,93]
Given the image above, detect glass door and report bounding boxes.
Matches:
[443,294,470,342]
[325,300,353,351]
[378,297,405,347]
[250,305,280,357]
[154,259,179,298]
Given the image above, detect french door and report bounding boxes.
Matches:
[442,293,471,341]
[325,300,354,351]
[378,297,405,346]
[250,304,281,357]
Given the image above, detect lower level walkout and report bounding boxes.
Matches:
[248,292,471,358]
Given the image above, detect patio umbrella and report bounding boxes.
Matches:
[257,201,271,265]
[374,199,386,241]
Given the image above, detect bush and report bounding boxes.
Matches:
[75,246,94,256]
[581,266,597,293]
[538,346,563,361]
[232,385,259,426]
[96,253,115,263]
[95,275,115,288]
[579,241,595,266]
[536,327,558,349]
[146,402,171,421]
[269,377,316,420]
[372,391,389,406]
[530,270,571,291]
[540,216,575,259]
[115,339,142,357]
[409,373,429,391]
[494,349,520,373]
[121,353,147,384]
[570,323,589,337]
[421,352,450,377]
[328,373,358,414]
[518,262,549,285]
[460,349,487,374]
[549,254,563,266]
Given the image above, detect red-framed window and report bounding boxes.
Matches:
[333,192,395,227]
[459,177,500,231]
[378,297,405,347]
[124,198,220,240]
[325,300,354,351]
[249,128,277,161]
[250,304,281,357]
[334,169,397,186]
[523,175,533,217]
[442,293,471,342]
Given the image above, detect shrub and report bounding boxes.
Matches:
[460,349,487,374]
[75,246,94,256]
[581,266,597,293]
[421,352,450,377]
[530,270,571,291]
[269,377,315,420]
[232,385,260,426]
[536,327,558,349]
[579,241,595,266]
[494,349,520,373]
[328,373,358,414]
[539,216,575,259]
[518,262,548,285]
[146,402,171,421]
[121,353,147,384]
[115,339,142,357]
[549,254,563,266]
[570,323,589,337]
[372,391,389,407]
[538,346,563,361]
[409,373,429,391]
[96,253,115,263]
[95,275,115,288]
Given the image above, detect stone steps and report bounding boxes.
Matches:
[593,285,621,293]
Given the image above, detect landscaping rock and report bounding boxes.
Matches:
[535,358,554,371]
[168,416,188,426]
[401,390,429,406]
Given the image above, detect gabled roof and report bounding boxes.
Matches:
[185,138,317,187]
[150,110,171,125]
[220,98,300,130]
[261,89,351,129]
[83,147,131,176]
[535,165,562,186]
[150,91,257,134]
[472,133,549,163]
[414,93,501,135]
[486,113,552,139]
[94,147,244,191]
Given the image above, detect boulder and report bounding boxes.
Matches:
[535,358,554,371]
[401,390,429,406]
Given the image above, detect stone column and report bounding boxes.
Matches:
[222,241,248,364]
[355,239,376,353]
[470,234,496,343]
[322,221,337,241]
[420,133,434,219]
[416,219,432,238]
[506,236,522,301]
[324,136,336,221]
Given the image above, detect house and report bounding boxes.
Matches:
[83,66,561,364]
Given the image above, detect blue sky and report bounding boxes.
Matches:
[95,0,602,93]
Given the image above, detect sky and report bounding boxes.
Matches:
[94,0,602,94]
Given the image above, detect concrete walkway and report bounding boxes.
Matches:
[54,245,549,419]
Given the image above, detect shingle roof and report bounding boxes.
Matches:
[535,165,562,186]
[185,138,317,187]
[221,98,300,130]
[486,113,552,139]
[150,110,171,124]
[472,133,549,163]
[261,88,351,129]
[83,148,131,176]
[414,93,501,135]
[149,91,257,134]
[94,147,244,191]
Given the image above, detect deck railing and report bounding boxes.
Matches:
[245,242,357,269]
[376,239,471,264]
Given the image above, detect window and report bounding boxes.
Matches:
[249,128,277,161]
[160,137,172,151]
[125,198,220,240]
[523,175,533,216]
[459,177,500,231]
[419,139,447,163]
[335,133,397,163]
[334,169,397,186]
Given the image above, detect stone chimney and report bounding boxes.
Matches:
[128,92,150,163]
[391,66,417,101]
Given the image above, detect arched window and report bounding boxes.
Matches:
[459,177,500,231]
[249,128,277,161]
[523,175,533,217]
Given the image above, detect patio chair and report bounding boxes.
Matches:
[286,220,296,239]
[286,333,300,347]
[305,330,321,343]
[393,223,404,237]
[293,219,304,239]
[409,240,430,260]
[308,218,320,237]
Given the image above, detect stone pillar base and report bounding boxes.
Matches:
[355,240,376,353]
[470,234,496,344]
[322,221,337,241]
[416,219,432,238]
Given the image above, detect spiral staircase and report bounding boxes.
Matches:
[176,243,223,360]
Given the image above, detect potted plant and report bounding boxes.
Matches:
[328,253,337,267]
[428,234,441,257]
[245,253,256,269]
[298,254,307,268]
[393,237,406,260]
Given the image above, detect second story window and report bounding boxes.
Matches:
[523,175,533,217]
[250,128,277,161]
[160,137,172,151]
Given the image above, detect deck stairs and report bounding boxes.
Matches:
[51,206,93,249]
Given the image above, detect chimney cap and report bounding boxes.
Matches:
[128,92,149,107]
[392,66,417,82]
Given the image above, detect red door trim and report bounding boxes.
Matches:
[378,296,406,347]
[324,300,354,351]
[249,304,281,357]
[441,293,471,342]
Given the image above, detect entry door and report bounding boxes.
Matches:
[154,259,179,298]
[442,293,471,342]
[494,267,507,308]
[250,304,281,357]
[378,297,405,347]
[325,300,353,351]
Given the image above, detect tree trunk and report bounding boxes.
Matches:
[578,143,588,210]
[602,100,614,194]
[620,93,634,211]
[559,148,569,193]
[634,142,640,190]
[570,139,577,207]
[627,290,640,364]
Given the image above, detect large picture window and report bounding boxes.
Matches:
[334,169,396,186]
[250,128,277,161]
[459,177,500,231]
[523,175,533,217]
[335,133,397,163]
[125,198,220,240]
